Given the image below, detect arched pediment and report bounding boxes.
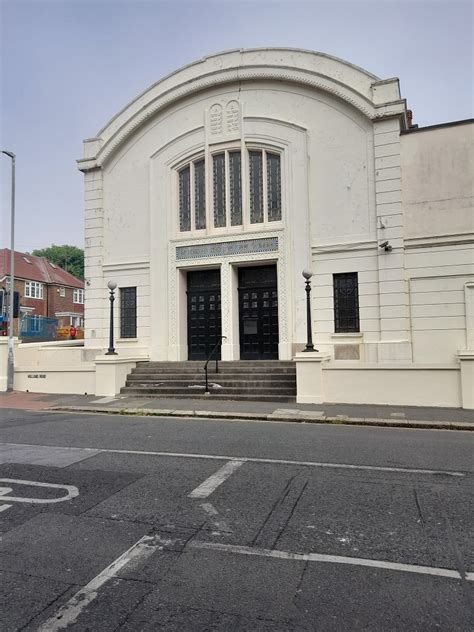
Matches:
[79,48,406,170]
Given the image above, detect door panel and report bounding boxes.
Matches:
[238,265,278,360]
[187,270,221,361]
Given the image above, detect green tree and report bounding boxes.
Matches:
[32,245,84,280]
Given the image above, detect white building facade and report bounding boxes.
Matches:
[74,49,474,407]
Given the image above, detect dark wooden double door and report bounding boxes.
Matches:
[187,270,221,361]
[238,265,279,360]
[187,265,279,361]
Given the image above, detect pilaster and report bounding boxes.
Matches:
[83,168,106,349]
[374,119,411,361]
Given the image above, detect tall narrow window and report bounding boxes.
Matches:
[249,150,263,223]
[194,159,206,230]
[213,153,226,227]
[267,152,281,221]
[229,151,242,226]
[120,287,137,338]
[179,166,191,231]
[333,273,359,333]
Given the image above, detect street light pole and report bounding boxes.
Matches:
[302,269,317,352]
[2,150,16,390]
[106,280,118,355]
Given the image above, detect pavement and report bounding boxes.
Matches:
[1,390,474,430]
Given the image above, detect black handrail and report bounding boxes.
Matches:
[203,336,227,394]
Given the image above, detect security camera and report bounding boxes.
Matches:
[379,241,392,252]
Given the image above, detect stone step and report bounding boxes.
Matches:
[119,389,295,402]
[120,385,296,396]
[126,378,296,388]
[124,361,296,402]
[131,367,296,375]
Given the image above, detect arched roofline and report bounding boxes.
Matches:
[78,48,406,170]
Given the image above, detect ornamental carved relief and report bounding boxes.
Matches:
[209,104,223,136]
[226,100,240,133]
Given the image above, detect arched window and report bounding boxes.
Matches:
[177,147,282,233]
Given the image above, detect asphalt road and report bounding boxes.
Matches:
[1,409,473,631]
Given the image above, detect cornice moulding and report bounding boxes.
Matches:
[79,49,404,169]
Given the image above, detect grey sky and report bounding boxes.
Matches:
[1,0,472,253]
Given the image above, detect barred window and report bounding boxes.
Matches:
[249,150,281,224]
[194,159,206,230]
[120,287,137,338]
[229,151,242,226]
[213,153,226,228]
[333,273,359,333]
[178,166,191,232]
[249,150,264,224]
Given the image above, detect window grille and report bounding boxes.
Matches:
[249,150,264,224]
[177,147,282,233]
[194,159,206,230]
[333,273,359,333]
[266,152,282,221]
[213,153,226,227]
[229,151,242,226]
[179,166,191,231]
[120,287,137,338]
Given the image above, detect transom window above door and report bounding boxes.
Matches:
[177,148,282,234]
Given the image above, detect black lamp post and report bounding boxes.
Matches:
[302,269,317,352]
[106,280,118,355]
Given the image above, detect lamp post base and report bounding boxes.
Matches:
[105,350,118,355]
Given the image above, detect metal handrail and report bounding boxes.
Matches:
[203,335,227,394]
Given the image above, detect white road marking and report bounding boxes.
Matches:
[0,504,12,512]
[190,541,473,582]
[0,478,79,504]
[201,502,219,516]
[38,533,167,631]
[1,442,467,477]
[188,460,246,498]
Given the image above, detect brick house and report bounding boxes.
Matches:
[0,249,85,336]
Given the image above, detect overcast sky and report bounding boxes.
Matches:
[1,0,472,253]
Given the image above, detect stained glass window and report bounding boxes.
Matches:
[179,166,191,231]
[267,152,281,221]
[249,150,263,223]
[333,273,359,333]
[229,151,242,226]
[194,159,206,230]
[213,153,226,227]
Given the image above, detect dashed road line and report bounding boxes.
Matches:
[188,459,246,498]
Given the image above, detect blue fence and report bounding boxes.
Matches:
[20,316,59,341]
